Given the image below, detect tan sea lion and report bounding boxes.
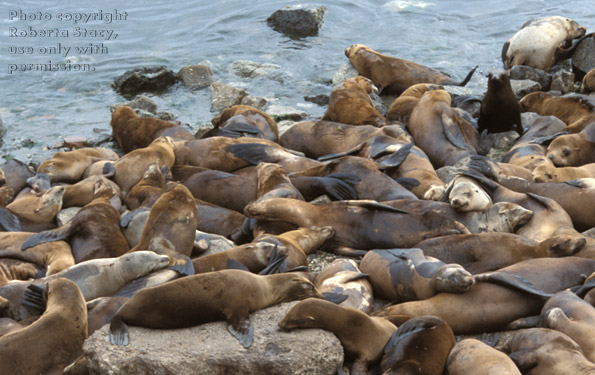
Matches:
[502,16,587,72]
[191,242,287,274]
[478,70,524,136]
[0,232,73,275]
[0,260,39,286]
[124,163,167,210]
[37,147,118,183]
[532,160,595,182]
[581,68,595,93]
[345,44,476,95]
[546,123,595,167]
[520,92,595,132]
[111,105,194,153]
[321,76,386,126]
[386,83,444,124]
[446,338,521,375]
[279,297,397,375]
[445,174,492,212]
[61,175,121,208]
[207,105,279,142]
[7,185,64,225]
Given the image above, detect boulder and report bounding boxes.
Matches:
[304,94,329,106]
[509,65,552,91]
[110,95,158,114]
[177,65,213,89]
[230,60,283,81]
[112,66,178,98]
[510,79,541,98]
[210,82,248,112]
[332,63,359,86]
[240,95,267,109]
[0,118,6,143]
[84,302,343,375]
[56,207,81,227]
[550,70,575,94]
[572,34,595,82]
[267,5,326,38]
[194,230,237,256]
[266,105,308,121]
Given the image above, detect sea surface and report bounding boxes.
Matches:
[1,0,594,163]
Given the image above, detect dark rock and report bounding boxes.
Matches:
[572,34,595,82]
[550,70,575,94]
[266,105,308,121]
[304,94,329,106]
[112,66,178,98]
[177,65,213,89]
[110,95,158,114]
[267,5,326,38]
[509,65,552,91]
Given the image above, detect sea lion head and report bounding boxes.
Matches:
[448,179,492,212]
[546,135,581,167]
[546,235,586,257]
[433,264,475,293]
[119,250,170,277]
[278,298,329,330]
[532,162,558,182]
[344,43,368,58]
[278,275,324,304]
[519,91,551,112]
[481,202,533,232]
[36,185,65,213]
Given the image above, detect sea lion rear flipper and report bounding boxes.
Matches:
[21,221,74,250]
[442,114,470,150]
[222,122,264,138]
[377,143,414,169]
[0,207,21,232]
[109,316,130,346]
[226,143,282,165]
[120,207,150,228]
[394,177,420,190]
[474,271,553,298]
[224,306,253,348]
[525,192,554,210]
[313,174,360,201]
[505,315,542,330]
[332,246,368,257]
[564,179,590,189]
[457,65,478,87]
[21,282,48,313]
[322,292,349,304]
[317,143,365,161]
[166,254,195,276]
[258,244,288,275]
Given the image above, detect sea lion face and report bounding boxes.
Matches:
[547,136,581,167]
[546,235,586,257]
[532,162,558,182]
[342,76,377,94]
[119,251,170,276]
[520,92,551,112]
[37,185,65,213]
[281,277,324,303]
[278,298,325,330]
[449,180,492,212]
[344,43,367,58]
[433,265,475,293]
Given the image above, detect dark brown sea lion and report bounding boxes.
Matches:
[321,76,386,126]
[380,316,455,375]
[345,44,476,95]
[386,83,444,124]
[359,248,474,302]
[546,123,595,167]
[279,297,397,375]
[111,105,194,153]
[110,269,325,347]
[0,278,87,375]
[447,338,521,375]
[478,70,523,136]
[37,147,118,183]
[194,198,251,244]
[207,105,279,142]
[520,91,595,132]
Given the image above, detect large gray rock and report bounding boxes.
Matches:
[210,82,248,112]
[240,95,267,109]
[509,65,551,91]
[177,65,213,89]
[230,60,283,81]
[550,70,575,94]
[110,95,158,114]
[332,63,359,86]
[84,302,343,375]
[112,66,178,98]
[267,5,326,37]
[0,118,6,143]
[572,34,595,81]
[510,79,541,98]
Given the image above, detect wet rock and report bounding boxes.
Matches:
[304,94,329,106]
[572,34,595,81]
[112,66,178,98]
[0,119,6,142]
[509,65,552,91]
[369,92,387,115]
[267,5,326,38]
[521,112,542,129]
[63,136,86,149]
[240,95,267,109]
[510,79,541,98]
[84,302,343,375]
[550,70,575,94]
[332,63,359,85]
[230,60,283,81]
[177,65,213,89]
[210,82,248,112]
[109,95,158,114]
[57,207,81,227]
[443,85,482,99]
[266,105,308,121]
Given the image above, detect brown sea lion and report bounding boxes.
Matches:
[256,162,304,202]
[0,260,39,286]
[0,232,73,275]
[380,316,455,375]
[407,90,479,168]
[207,105,279,142]
[447,338,521,375]
[502,16,587,72]
[194,198,251,244]
[445,174,492,212]
[82,159,116,179]
[191,242,287,274]
[321,76,386,126]
[546,123,595,167]
[110,269,325,347]
[61,175,121,208]
[532,160,595,182]
[0,278,87,375]
[581,68,595,94]
[279,297,397,375]
[124,163,167,210]
[386,83,444,124]
[111,105,194,153]
[520,92,595,132]
[7,185,64,225]
[86,296,128,336]
[345,44,476,95]
[1,158,34,195]
[37,147,118,183]
[478,70,523,136]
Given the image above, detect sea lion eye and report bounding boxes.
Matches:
[545,174,552,179]
[562,148,570,156]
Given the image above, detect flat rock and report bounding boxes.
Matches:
[509,65,552,91]
[210,82,248,112]
[56,207,81,227]
[84,302,343,375]
[194,230,236,256]
[177,64,213,89]
[510,79,541,99]
[572,34,595,81]
[112,66,178,98]
[267,5,326,38]
[266,105,308,121]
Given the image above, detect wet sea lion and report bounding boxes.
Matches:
[447,338,521,375]
[37,147,118,183]
[478,70,523,136]
[7,185,64,225]
[111,105,194,153]
[520,92,595,132]
[279,297,397,375]
[546,124,595,167]
[110,269,325,347]
[502,16,587,72]
[321,76,386,126]
[207,105,279,142]
[345,44,476,95]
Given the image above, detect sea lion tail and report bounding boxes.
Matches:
[109,316,130,346]
[457,65,478,87]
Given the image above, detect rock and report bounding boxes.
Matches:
[177,65,213,89]
[266,105,308,121]
[56,207,81,227]
[210,82,248,112]
[0,118,6,142]
[63,136,86,149]
[122,209,149,248]
[240,95,267,109]
[230,61,283,81]
[510,79,541,98]
[452,96,482,119]
[443,85,481,99]
[550,70,575,94]
[112,66,178,98]
[572,34,595,82]
[509,65,552,91]
[521,112,542,129]
[277,120,298,135]
[267,5,326,38]
[110,95,158,114]
[84,302,343,375]
[194,230,236,256]
[304,94,329,106]
[332,63,359,86]
[369,92,387,115]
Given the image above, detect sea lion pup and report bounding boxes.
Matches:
[444,174,492,212]
[113,136,176,196]
[546,123,595,167]
[206,105,279,142]
[321,76,386,127]
[478,70,523,136]
[359,248,474,302]
[498,328,595,375]
[407,90,479,168]
[520,91,595,132]
[345,44,476,95]
[61,175,121,208]
[244,198,468,256]
[124,162,167,210]
[0,232,73,275]
[502,16,587,72]
[380,316,455,375]
[191,242,288,274]
[373,257,595,335]
[416,232,584,274]
[110,269,324,347]
[581,68,595,94]
[21,179,129,262]
[447,338,521,375]
[279,298,397,375]
[532,160,595,182]
[36,147,118,184]
[6,185,64,225]
[386,83,444,124]
[110,105,194,153]
[0,278,87,375]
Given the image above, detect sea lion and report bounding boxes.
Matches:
[0,278,87,375]
[0,232,73,275]
[407,90,479,168]
[191,242,287,274]
[1,158,34,196]
[62,175,122,208]
[445,174,492,212]
[194,198,251,245]
[6,185,64,225]
[207,105,279,142]
[581,68,595,94]
[86,296,128,336]
[321,76,386,126]
[345,44,476,95]
[520,92,595,132]
[532,160,595,182]
[279,297,397,375]
[37,147,118,183]
[82,159,116,179]
[478,70,524,136]
[502,16,587,72]
[380,316,455,375]
[123,163,167,210]
[359,248,474,302]
[0,260,39,286]
[498,328,595,375]
[546,123,595,167]
[255,162,304,202]
[386,83,444,124]
[111,105,194,153]
[446,338,521,375]
[110,269,325,347]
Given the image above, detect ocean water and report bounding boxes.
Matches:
[1,0,594,163]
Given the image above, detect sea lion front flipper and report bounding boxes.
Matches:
[332,246,367,257]
[21,282,48,313]
[564,179,591,189]
[317,143,365,161]
[224,306,253,348]
[442,113,469,150]
[474,271,553,298]
[573,277,595,298]
[21,220,75,250]
[528,131,568,145]
[258,244,288,275]
[312,174,359,201]
[222,122,264,138]
[377,143,414,169]
[341,200,410,214]
[109,316,130,346]
[322,292,349,305]
[0,207,21,232]
[120,206,150,228]
[226,143,284,165]
[394,177,420,190]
